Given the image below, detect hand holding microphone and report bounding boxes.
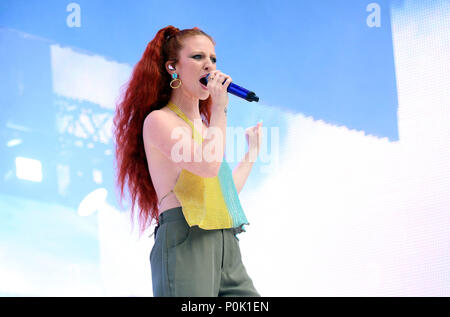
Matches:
[205,70,233,113]
[200,72,259,102]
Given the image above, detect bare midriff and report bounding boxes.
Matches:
[158,191,181,214]
[146,142,182,216]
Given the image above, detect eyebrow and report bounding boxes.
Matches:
[191,51,217,58]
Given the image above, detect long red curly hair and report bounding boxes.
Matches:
[113,25,216,235]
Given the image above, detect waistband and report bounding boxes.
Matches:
[158,206,184,225]
[154,206,245,239]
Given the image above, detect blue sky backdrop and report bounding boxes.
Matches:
[0,0,398,140]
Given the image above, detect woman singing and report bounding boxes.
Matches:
[113,25,262,297]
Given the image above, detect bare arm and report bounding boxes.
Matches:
[232,121,263,194]
[233,151,256,194]
[143,70,232,178]
[143,108,227,178]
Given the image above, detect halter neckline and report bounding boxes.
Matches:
[167,101,204,145]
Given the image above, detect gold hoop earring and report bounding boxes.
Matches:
[170,73,182,89]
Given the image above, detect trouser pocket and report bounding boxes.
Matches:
[166,219,192,249]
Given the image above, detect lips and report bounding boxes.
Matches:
[199,73,209,86]
[200,81,208,89]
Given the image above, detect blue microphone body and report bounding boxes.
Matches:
[200,74,259,102]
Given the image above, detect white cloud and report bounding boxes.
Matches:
[238,0,450,296]
[50,44,131,110]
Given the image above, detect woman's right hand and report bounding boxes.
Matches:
[207,70,232,112]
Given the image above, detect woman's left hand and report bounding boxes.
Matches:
[245,121,263,161]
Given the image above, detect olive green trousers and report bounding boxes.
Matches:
[150,207,260,297]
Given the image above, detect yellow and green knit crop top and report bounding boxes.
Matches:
[162,101,249,233]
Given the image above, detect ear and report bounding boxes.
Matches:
[165,61,176,72]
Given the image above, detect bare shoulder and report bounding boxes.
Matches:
[143,108,182,153]
[144,109,164,128]
[144,107,178,126]
[144,109,169,138]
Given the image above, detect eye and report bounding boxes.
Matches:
[193,55,217,63]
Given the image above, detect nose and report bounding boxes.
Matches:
[204,59,215,71]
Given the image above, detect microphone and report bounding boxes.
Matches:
[200,74,259,102]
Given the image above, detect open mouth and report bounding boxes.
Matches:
[199,73,210,87]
